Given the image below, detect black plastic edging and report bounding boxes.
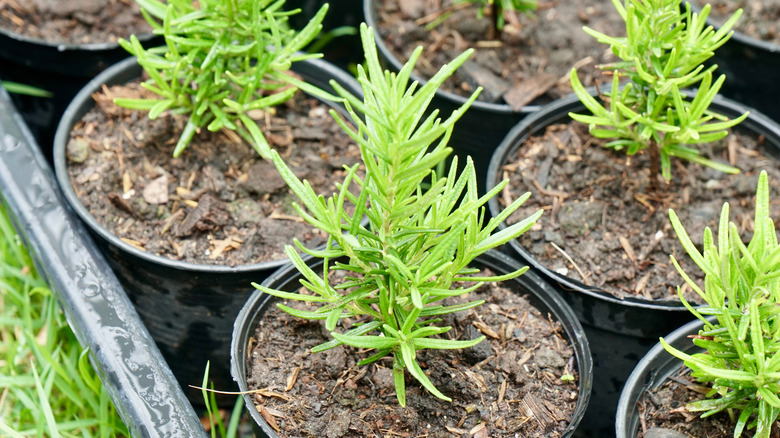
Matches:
[0,85,207,437]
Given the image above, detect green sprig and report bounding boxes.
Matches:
[455,0,537,39]
[662,170,780,438]
[256,23,542,406]
[116,0,337,158]
[569,0,747,187]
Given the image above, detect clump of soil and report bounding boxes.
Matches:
[374,0,625,108]
[0,0,152,44]
[640,366,776,437]
[697,0,780,46]
[64,80,361,266]
[498,121,780,302]
[245,270,580,437]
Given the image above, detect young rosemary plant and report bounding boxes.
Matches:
[114,0,337,158]
[456,0,537,39]
[254,23,543,406]
[569,0,748,191]
[661,170,780,438]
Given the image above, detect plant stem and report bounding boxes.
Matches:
[647,138,660,193]
[489,1,500,40]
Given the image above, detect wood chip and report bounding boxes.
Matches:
[445,426,468,435]
[497,379,507,404]
[120,237,144,250]
[469,422,488,438]
[253,388,292,401]
[269,210,306,223]
[519,393,555,430]
[209,235,243,260]
[258,406,281,432]
[635,273,652,299]
[457,60,511,103]
[472,320,500,339]
[618,235,637,263]
[517,350,534,367]
[108,191,135,215]
[160,209,185,236]
[503,73,558,111]
[285,367,300,392]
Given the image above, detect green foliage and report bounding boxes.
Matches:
[116,0,337,158]
[255,23,542,406]
[0,204,129,437]
[2,81,52,97]
[200,362,242,438]
[569,0,747,185]
[661,170,780,438]
[456,0,537,38]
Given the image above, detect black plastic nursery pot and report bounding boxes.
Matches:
[485,91,780,437]
[0,21,162,160]
[53,55,364,404]
[686,0,780,124]
[231,249,593,438]
[0,82,207,436]
[286,0,363,71]
[362,0,538,194]
[615,317,709,437]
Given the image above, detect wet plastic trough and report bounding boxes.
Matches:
[0,84,208,437]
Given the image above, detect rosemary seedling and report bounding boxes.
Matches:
[456,0,537,39]
[569,0,747,190]
[114,0,337,158]
[255,23,543,406]
[662,170,780,438]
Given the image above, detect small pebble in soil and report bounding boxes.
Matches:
[644,427,688,438]
[66,139,89,164]
[534,346,566,369]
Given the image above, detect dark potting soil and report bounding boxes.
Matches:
[245,270,579,438]
[374,0,624,108]
[640,366,777,437]
[64,81,361,266]
[0,0,151,44]
[499,121,780,302]
[696,0,780,47]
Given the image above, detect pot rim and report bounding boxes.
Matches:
[615,316,712,437]
[361,0,540,116]
[53,55,362,274]
[485,89,780,311]
[231,249,593,437]
[0,22,157,52]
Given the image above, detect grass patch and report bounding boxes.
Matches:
[0,203,129,437]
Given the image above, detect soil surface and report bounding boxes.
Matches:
[373,0,624,108]
[640,365,777,437]
[245,269,580,437]
[0,0,151,44]
[498,121,780,302]
[696,0,780,46]
[64,81,361,266]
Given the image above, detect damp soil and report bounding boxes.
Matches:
[498,121,780,302]
[639,366,778,437]
[695,0,780,46]
[64,80,361,266]
[245,269,580,438]
[373,0,624,109]
[0,0,151,45]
